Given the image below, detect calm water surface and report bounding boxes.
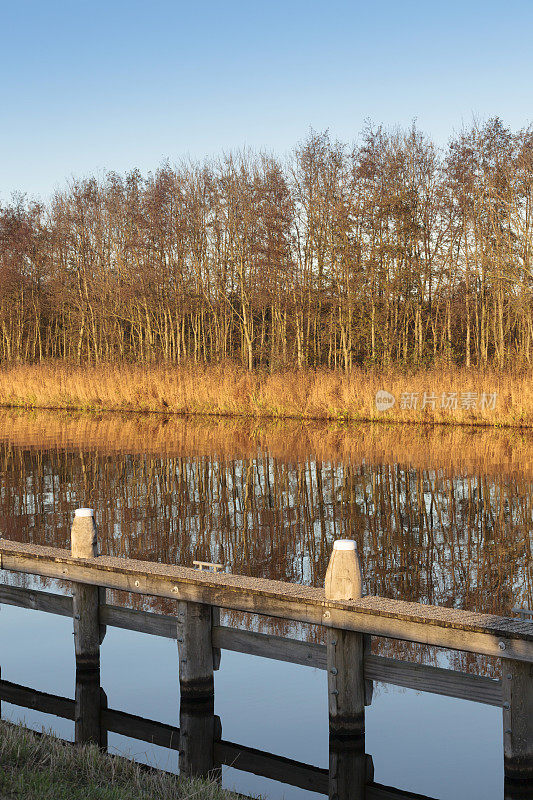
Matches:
[1,410,532,799]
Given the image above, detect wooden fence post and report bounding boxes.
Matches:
[326,539,367,800]
[192,560,223,671]
[177,600,214,701]
[179,706,222,779]
[325,539,366,738]
[212,605,222,671]
[177,599,216,777]
[71,508,105,745]
[75,670,107,748]
[503,659,533,795]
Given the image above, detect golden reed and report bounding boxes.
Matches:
[0,362,532,427]
[1,406,533,480]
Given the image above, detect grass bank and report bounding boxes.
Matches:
[0,362,532,427]
[0,719,243,800]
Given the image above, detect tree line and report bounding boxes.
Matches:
[1,117,532,370]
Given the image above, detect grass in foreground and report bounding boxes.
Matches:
[0,720,245,800]
[0,362,532,427]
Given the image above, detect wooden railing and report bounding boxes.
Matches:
[1,507,532,797]
[0,584,504,707]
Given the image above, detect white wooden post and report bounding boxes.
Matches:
[71,508,100,673]
[71,508,105,745]
[325,539,366,738]
[325,539,367,800]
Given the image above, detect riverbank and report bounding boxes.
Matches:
[0,362,531,427]
[0,719,242,800]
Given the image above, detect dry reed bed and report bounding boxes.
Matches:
[1,406,533,480]
[0,362,532,426]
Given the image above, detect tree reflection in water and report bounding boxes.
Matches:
[1,410,531,678]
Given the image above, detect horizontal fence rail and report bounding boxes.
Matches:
[0,584,504,707]
[1,539,532,663]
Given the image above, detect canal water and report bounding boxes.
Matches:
[0,410,531,799]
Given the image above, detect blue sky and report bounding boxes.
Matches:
[1,0,532,201]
